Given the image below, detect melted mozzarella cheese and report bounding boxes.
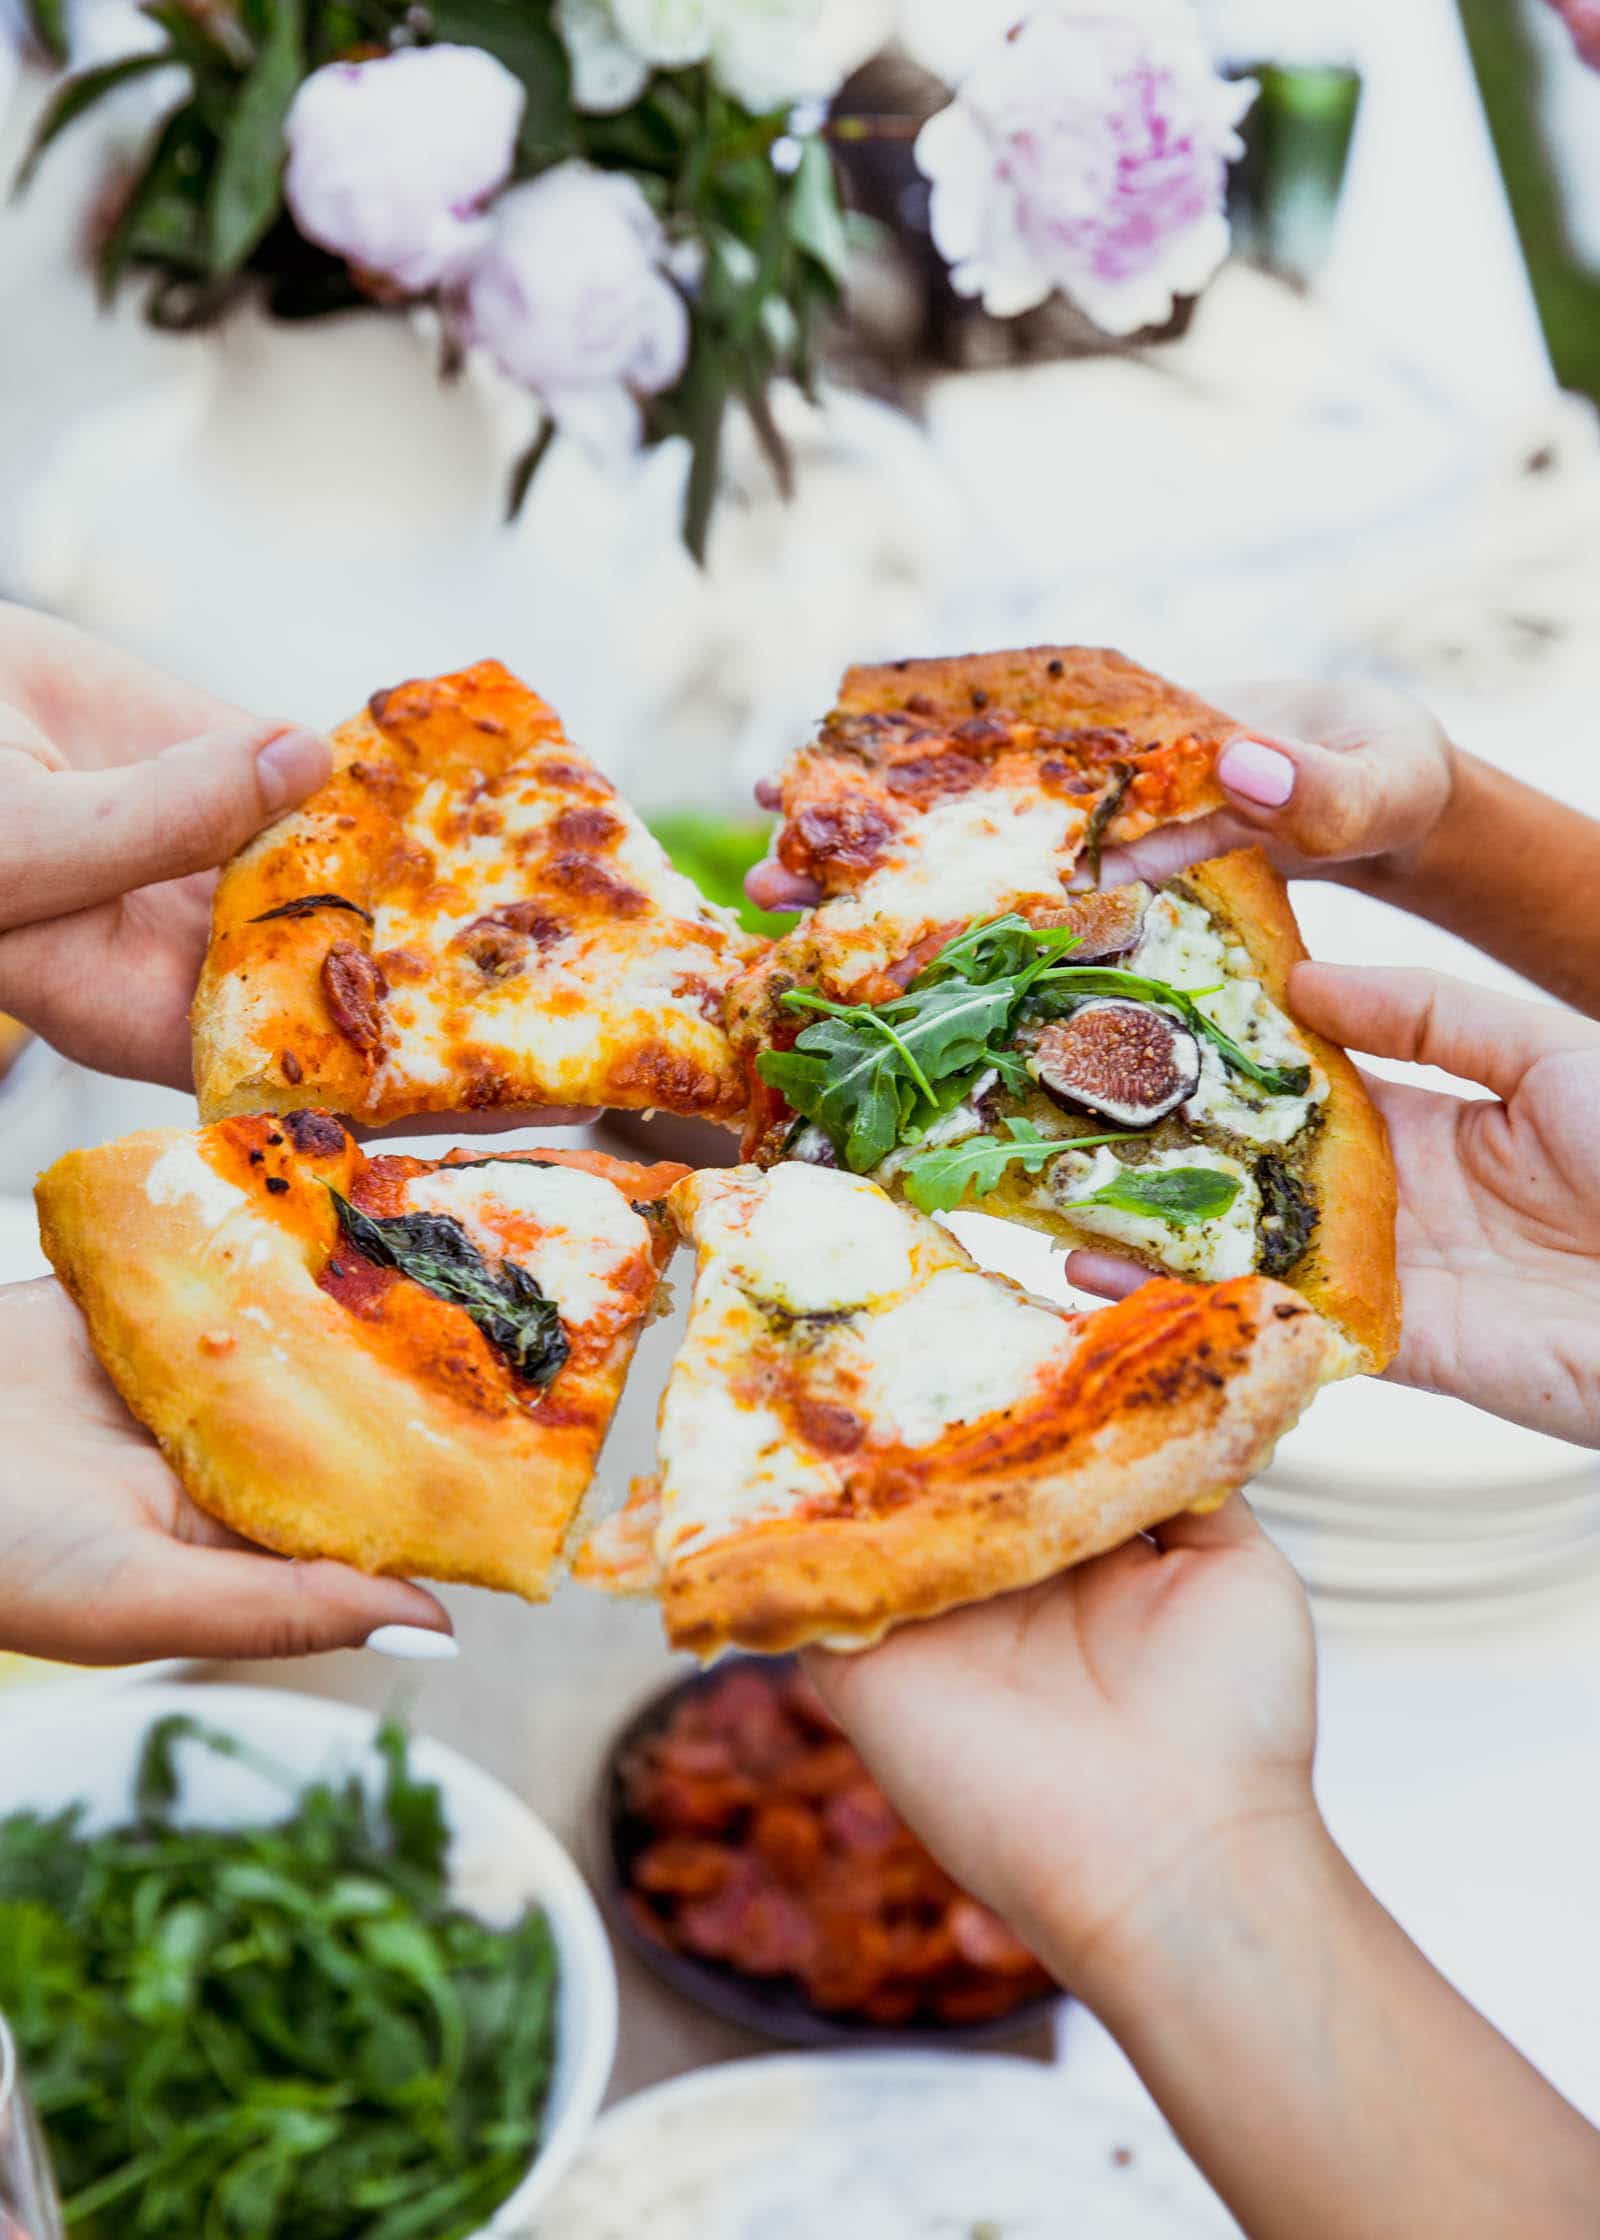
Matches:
[691,1162,918,1314]
[854,1267,1073,1447]
[405,1161,651,1330]
[1043,1143,1260,1280]
[821,790,1084,950]
[1129,892,1325,1147]
[144,1139,249,1230]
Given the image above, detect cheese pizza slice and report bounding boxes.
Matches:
[192,661,766,1129]
[37,1117,687,1598]
[735,846,1399,1374]
[575,1162,1340,1657]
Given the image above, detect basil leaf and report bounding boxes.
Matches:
[1063,1164,1242,1230]
[1255,1155,1318,1276]
[902,1119,1141,1215]
[250,891,373,926]
[327,1190,569,1388]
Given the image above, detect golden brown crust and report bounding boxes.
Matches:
[1181,850,1401,1373]
[193,661,764,1128]
[36,1124,684,1599]
[624,1273,1334,1657]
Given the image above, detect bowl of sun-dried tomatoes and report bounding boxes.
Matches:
[599,1656,1062,2045]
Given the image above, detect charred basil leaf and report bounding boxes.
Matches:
[250,892,374,926]
[1082,760,1134,883]
[1255,1156,1319,1276]
[1062,1163,1242,1230]
[327,1190,569,1388]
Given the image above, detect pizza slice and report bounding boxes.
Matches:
[732,836,1399,1376]
[192,661,766,1130]
[36,1116,687,1598]
[575,1162,1341,1657]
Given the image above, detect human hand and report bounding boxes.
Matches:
[1071,966,1600,1448]
[743,678,1456,911]
[805,1495,1318,2002]
[0,1277,454,1664]
[0,602,331,1089]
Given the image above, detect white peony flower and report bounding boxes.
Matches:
[915,0,1255,335]
[614,0,714,67]
[556,0,650,113]
[462,162,690,455]
[284,46,524,295]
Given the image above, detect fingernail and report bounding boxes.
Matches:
[256,727,332,813]
[1218,738,1296,808]
[365,1625,459,1662]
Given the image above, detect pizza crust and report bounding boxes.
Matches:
[36,1127,681,1599]
[593,1272,1335,1657]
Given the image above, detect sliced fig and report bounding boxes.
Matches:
[1034,882,1152,962]
[1029,999,1200,1127]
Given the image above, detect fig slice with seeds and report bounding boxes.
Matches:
[1033,882,1152,962]
[1029,999,1201,1127]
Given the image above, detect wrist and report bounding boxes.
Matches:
[1032,1795,1336,2024]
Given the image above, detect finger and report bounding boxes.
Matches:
[38,1543,452,1667]
[745,857,820,911]
[0,721,331,931]
[1066,810,1244,892]
[1209,722,1439,867]
[1289,961,1600,1101]
[1149,1491,1266,1557]
[1063,1249,1152,1300]
[753,776,783,811]
[354,1106,601,1143]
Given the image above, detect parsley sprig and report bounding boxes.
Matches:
[758,911,1311,1175]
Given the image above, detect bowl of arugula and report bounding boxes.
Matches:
[0,1684,617,2239]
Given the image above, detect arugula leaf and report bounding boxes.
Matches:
[759,1016,916,1173]
[328,1190,569,1388]
[902,1118,1144,1215]
[1062,1164,1242,1230]
[0,1719,558,2240]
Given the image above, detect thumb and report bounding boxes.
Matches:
[1213,727,1418,865]
[52,1543,453,1666]
[0,720,330,932]
[1290,961,1600,1102]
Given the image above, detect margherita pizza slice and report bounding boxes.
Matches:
[192,661,765,1129]
[732,847,1400,1375]
[36,1116,687,1598]
[575,1162,1340,1656]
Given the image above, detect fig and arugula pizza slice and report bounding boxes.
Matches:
[734,847,1399,1376]
[575,1162,1341,1657]
[192,660,765,1131]
[37,1116,688,1598]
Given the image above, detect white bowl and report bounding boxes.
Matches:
[0,1682,617,2233]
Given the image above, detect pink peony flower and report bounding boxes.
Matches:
[284,46,524,295]
[915,0,1254,335]
[461,162,690,454]
[1545,0,1600,67]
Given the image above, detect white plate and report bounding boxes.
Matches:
[0,1683,617,2234]
[535,2051,1238,2238]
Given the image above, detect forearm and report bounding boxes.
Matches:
[1060,1814,1600,2240]
[1353,752,1600,1017]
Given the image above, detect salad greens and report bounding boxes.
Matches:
[328,1189,569,1388]
[757,911,1309,1174]
[0,1716,558,2240]
[1062,1165,1243,1230]
[901,1118,1145,1216]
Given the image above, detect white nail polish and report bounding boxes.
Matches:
[364,1625,459,1662]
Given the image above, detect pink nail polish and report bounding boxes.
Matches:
[1218,738,1295,809]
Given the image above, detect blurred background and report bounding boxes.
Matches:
[3,0,1600,2222]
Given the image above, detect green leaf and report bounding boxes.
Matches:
[13,49,179,193]
[208,0,302,273]
[22,0,69,64]
[759,1018,913,1175]
[327,1188,570,1388]
[1255,1153,1317,1276]
[788,137,849,286]
[901,1119,1142,1216]
[1063,1163,1242,1230]
[424,0,576,167]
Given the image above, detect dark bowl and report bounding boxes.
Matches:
[593,1657,1064,2051]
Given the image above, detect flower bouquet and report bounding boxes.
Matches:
[16,0,1254,554]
